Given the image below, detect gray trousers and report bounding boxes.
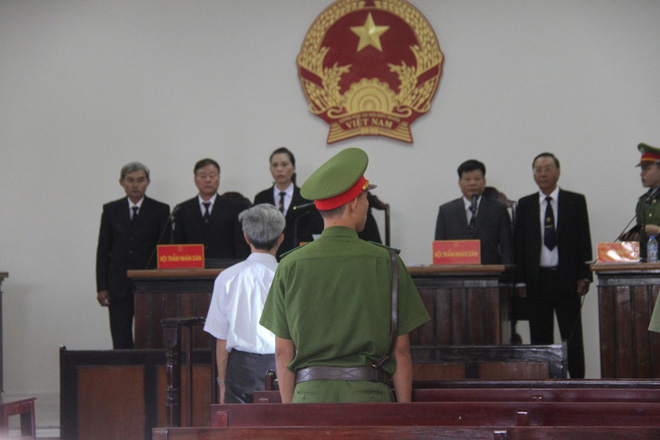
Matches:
[225,349,275,403]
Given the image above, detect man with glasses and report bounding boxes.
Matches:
[514,152,592,378]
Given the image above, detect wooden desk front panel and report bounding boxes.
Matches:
[133,277,215,350]
[410,274,512,346]
[595,266,660,378]
[130,268,512,349]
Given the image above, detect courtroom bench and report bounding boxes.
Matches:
[254,380,660,403]
[153,426,660,440]
[210,401,660,428]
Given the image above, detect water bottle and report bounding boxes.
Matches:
[648,235,659,263]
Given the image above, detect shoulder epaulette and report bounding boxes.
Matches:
[368,241,401,255]
[279,242,309,259]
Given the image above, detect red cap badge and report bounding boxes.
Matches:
[298,0,444,144]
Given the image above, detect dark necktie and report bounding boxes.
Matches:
[203,202,211,224]
[278,192,286,214]
[131,206,139,222]
[468,203,477,236]
[544,196,557,250]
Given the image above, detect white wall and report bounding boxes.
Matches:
[1,0,659,394]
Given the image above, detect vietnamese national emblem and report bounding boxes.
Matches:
[297,0,444,144]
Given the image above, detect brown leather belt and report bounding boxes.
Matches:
[296,366,391,384]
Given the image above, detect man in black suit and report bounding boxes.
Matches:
[514,152,592,378]
[96,162,170,349]
[173,158,250,265]
[435,159,513,264]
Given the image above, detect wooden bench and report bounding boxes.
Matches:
[154,425,505,439]
[410,344,567,380]
[210,401,660,427]
[255,378,660,403]
[263,344,568,393]
[153,426,660,440]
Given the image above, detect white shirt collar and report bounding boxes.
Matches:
[128,197,144,209]
[273,183,294,198]
[538,187,560,204]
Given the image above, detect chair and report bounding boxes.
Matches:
[0,397,36,438]
[367,192,391,246]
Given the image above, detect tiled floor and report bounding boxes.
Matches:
[3,392,59,439]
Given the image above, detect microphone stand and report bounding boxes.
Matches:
[145,208,178,269]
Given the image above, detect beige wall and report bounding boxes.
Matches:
[1,0,659,393]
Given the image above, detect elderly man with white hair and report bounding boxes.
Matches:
[204,203,285,403]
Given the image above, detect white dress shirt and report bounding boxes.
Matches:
[203,252,278,354]
[127,197,144,219]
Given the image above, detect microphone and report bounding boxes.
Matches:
[471,194,478,216]
[292,202,315,211]
[145,205,179,269]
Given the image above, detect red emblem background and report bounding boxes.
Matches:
[298,0,444,143]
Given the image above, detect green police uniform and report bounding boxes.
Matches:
[647,191,660,331]
[259,226,429,402]
[259,147,430,402]
[637,143,660,333]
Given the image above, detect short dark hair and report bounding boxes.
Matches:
[194,158,220,174]
[457,159,486,178]
[532,152,560,169]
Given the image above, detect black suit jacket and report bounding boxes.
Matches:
[514,189,592,297]
[434,196,513,264]
[96,196,170,299]
[172,193,251,261]
[254,185,312,257]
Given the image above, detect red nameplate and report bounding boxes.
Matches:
[433,240,481,265]
[597,242,640,263]
[157,244,205,269]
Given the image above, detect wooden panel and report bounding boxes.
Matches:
[595,265,660,378]
[598,285,615,377]
[479,362,548,380]
[60,348,212,440]
[77,366,144,440]
[412,363,466,380]
[157,365,212,428]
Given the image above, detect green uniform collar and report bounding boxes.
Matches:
[320,226,359,239]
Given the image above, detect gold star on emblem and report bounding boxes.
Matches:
[350,13,389,52]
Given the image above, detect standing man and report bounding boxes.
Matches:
[434,159,513,264]
[260,148,429,403]
[514,152,592,378]
[204,204,285,403]
[96,162,170,349]
[173,158,251,264]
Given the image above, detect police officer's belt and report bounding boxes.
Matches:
[295,366,391,384]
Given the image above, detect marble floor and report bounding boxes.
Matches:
[3,392,59,439]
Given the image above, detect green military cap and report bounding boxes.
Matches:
[301,147,376,210]
[638,143,660,166]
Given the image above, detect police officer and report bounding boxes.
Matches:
[638,142,660,333]
[260,147,429,403]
